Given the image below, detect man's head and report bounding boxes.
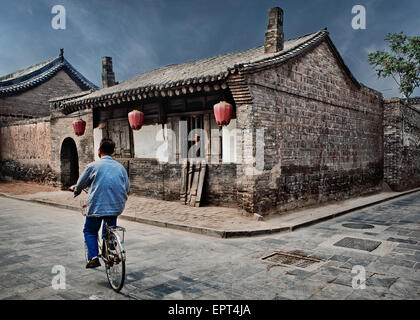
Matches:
[98,138,115,158]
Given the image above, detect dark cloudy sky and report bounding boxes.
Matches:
[0,0,419,98]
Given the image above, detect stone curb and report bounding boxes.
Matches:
[288,187,420,232]
[1,188,419,238]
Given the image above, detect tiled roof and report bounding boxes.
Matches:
[62,30,334,110]
[0,51,98,95]
[49,90,96,103]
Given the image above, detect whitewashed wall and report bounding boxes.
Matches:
[93,127,103,161]
[93,120,237,164]
[222,119,237,163]
[133,124,168,162]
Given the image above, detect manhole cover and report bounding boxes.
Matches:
[333,237,381,252]
[262,251,323,269]
[342,223,375,230]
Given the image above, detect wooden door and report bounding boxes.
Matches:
[106,119,132,158]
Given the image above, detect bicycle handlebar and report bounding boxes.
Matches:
[72,185,89,198]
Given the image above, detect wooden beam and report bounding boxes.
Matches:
[204,113,211,163]
[195,161,206,207]
[159,99,168,124]
[210,115,221,164]
[166,110,213,117]
[186,161,194,204]
[189,161,201,206]
[180,159,188,204]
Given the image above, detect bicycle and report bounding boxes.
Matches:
[79,189,127,292]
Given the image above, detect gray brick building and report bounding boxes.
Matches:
[384,97,420,191]
[0,49,97,123]
[48,7,385,215]
[0,49,97,185]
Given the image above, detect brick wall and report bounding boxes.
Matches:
[0,70,86,120]
[0,117,57,184]
[116,158,237,206]
[202,163,237,207]
[384,98,420,191]
[236,40,384,214]
[235,103,258,212]
[0,108,95,186]
[0,117,51,160]
[126,159,177,200]
[50,109,94,186]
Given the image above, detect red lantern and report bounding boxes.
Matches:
[213,101,233,126]
[72,119,86,136]
[128,110,144,130]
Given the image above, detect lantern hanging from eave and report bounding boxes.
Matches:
[72,119,86,136]
[213,101,233,126]
[128,109,144,130]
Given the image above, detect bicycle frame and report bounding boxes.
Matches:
[100,222,126,264]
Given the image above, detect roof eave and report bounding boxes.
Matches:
[61,59,98,90]
[60,29,364,114]
[60,71,236,114]
[0,56,98,96]
[239,31,361,90]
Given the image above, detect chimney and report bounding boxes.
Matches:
[102,57,115,88]
[264,7,284,54]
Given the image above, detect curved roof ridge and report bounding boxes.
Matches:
[241,30,327,69]
[0,56,58,82]
[62,59,98,90]
[0,55,61,86]
[0,51,97,94]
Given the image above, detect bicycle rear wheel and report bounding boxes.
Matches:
[104,231,126,292]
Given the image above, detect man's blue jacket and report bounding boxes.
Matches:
[75,155,130,217]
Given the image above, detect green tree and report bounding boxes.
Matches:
[368,32,420,102]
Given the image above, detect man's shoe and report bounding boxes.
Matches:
[86,257,101,269]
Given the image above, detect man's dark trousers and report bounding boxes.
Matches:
[83,216,117,261]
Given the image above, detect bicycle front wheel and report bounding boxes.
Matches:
[104,231,126,292]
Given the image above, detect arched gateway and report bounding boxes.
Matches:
[60,137,79,187]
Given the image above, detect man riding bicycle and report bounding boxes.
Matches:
[72,138,130,269]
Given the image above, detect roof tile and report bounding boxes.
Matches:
[63,30,327,107]
[0,54,97,95]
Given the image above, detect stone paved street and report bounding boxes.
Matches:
[2,181,418,236]
[0,192,419,300]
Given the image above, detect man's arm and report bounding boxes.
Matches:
[74,165,94,197]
